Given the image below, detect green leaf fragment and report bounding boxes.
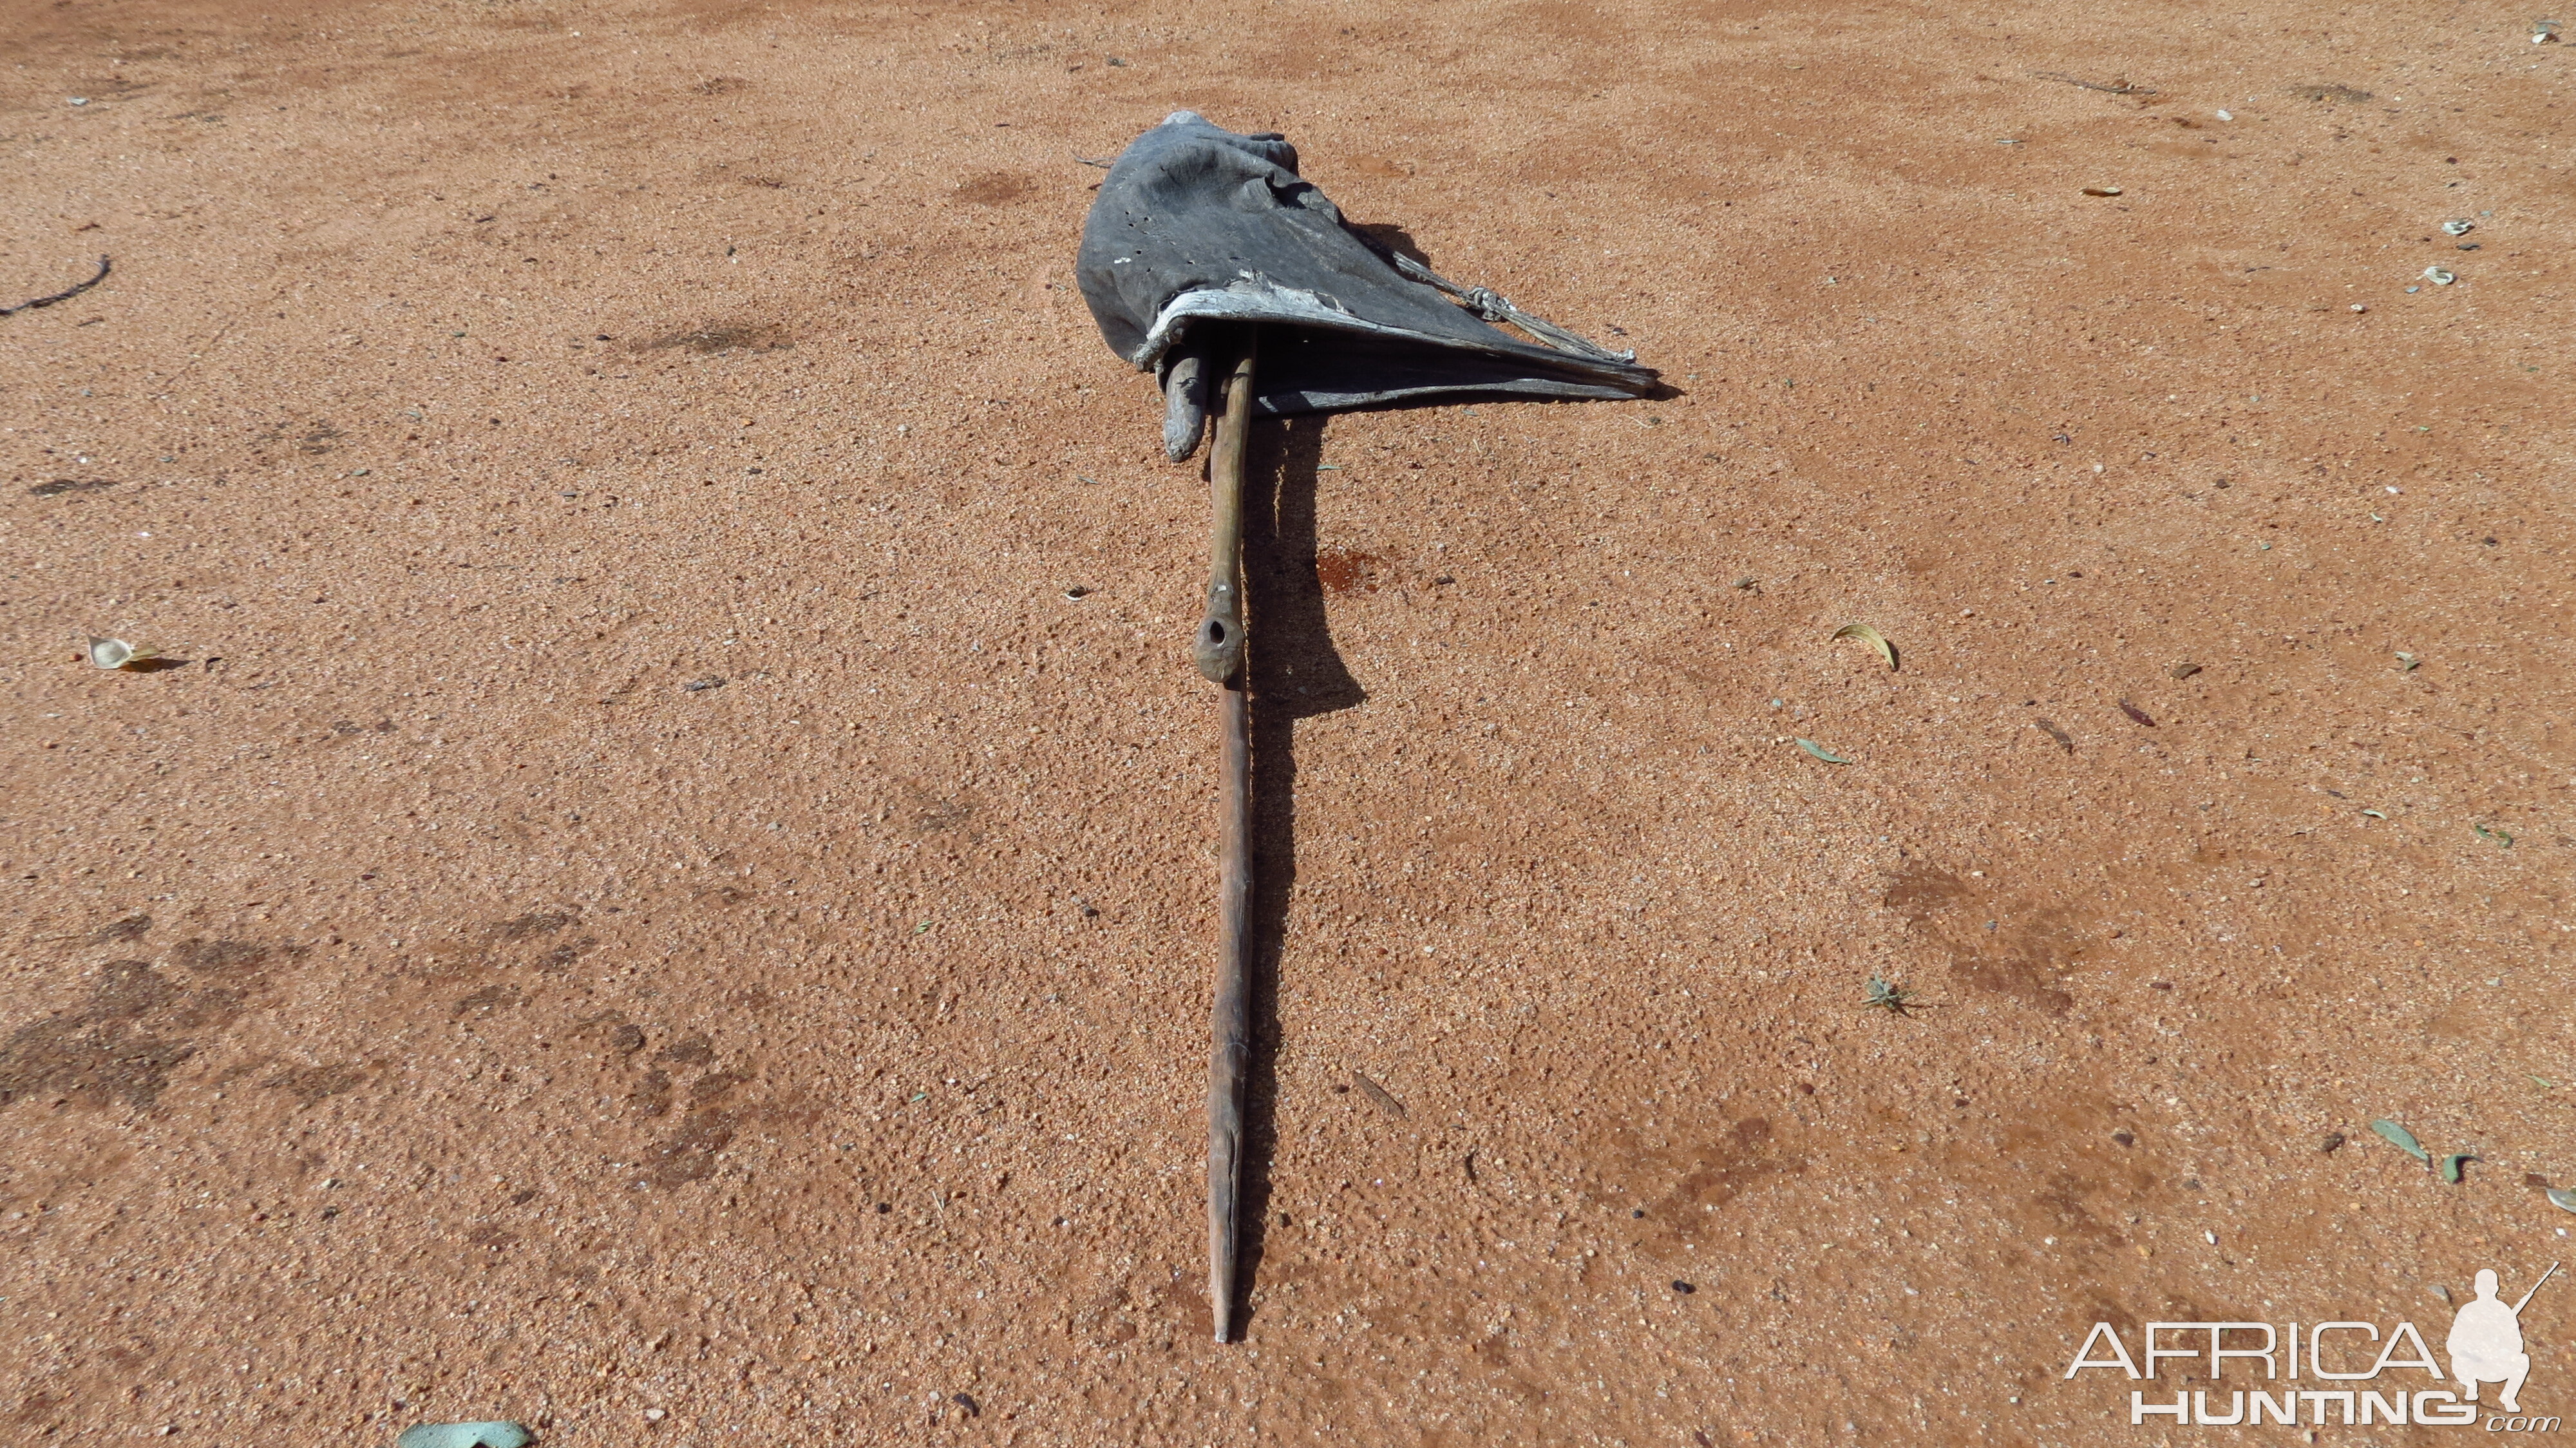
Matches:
[397,1424,531,1448]
[2548,1186,2576,1215]
[2360,810,2387,819]
[2474,823,2514,848]
[2440,1154,2476,1183]
[1794,738,1854,764]
[2370,1118,2431,1163]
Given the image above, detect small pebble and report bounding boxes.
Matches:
[70,97,89,106]
[2321,1131,2345,1153]
[2214,108,2233,120]
[1671,1280,1697,1294]
[2423,266,2456,285]
[2442,219,2475,236]
[2081,184,2122,196]
[644,1407,667,1422]
[2350,303,2367,312]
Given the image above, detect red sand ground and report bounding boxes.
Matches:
[3,0,2571,1442]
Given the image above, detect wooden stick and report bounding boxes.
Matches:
[1191,345,1253,688]
[1200,335,1257,1342]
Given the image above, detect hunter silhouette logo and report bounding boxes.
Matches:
[2453,1264,2554,1414]
[2063,1262,2558,1430]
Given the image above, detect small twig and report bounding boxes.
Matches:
[2029,70,2157,96]
[1072,152,1115,168]
[1,255,111,318]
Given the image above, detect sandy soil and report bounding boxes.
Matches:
[4,0,2572,1442]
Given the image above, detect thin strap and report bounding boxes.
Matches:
[1385,250,1636,364]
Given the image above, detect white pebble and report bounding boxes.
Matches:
[2215,109,2233,121]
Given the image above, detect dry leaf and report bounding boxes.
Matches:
[1832,623,1898,671]
[1350,1073,1407,1118]
[2117,700,2158,727]
[84,636,158,670]
[2034,718,2075,754]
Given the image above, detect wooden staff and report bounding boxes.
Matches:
[1194,334,1256,1342]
